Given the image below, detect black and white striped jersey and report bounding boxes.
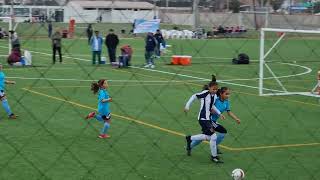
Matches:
[185,90,220,121]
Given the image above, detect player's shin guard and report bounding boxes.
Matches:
[216,133,226,145]
[1,99,12,116]
[101,122,110,134]
[191,140,202,149]
[210,133,218,157]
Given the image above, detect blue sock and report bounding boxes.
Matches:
[2,99,12,116]
[101,122,110,134]
[95,114,104,122]
[191,140,202,149]
[216,133,226,145]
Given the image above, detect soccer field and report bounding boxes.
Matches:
[0,32,320,180]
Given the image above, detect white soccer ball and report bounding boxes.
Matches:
[231,168,245,180]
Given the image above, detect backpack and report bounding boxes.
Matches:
[232,53,250,64]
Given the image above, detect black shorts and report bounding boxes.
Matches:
[101,113,111,121]
[198,120,214,136]
[0,90,6,99]
[212,121,227,134]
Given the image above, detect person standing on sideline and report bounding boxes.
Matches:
[90,31,103,65]
[154,29,164,58]
[86,24,93,45]
[105,29,119,65]
[48,21,53,38]
[144,32,157,68]
[51,29,62,64]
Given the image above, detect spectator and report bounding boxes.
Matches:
[154,29,165,58]
[48,22,53,38]
[51,29,62,64]
[90,31,103,65]
[86,24,93,45]
[105,29,119,65]
[7,48,21,65]
[119,45,133,67]
[0,28,8,39]
[144,32,157,68]
[9,31,20,50]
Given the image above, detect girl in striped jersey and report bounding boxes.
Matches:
[190,87,241,154]
[184,76,223,163]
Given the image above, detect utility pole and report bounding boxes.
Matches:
[252,0,258,30]
[193,0,200,29]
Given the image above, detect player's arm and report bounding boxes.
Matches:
[227,111,240,124]
[184,94,197,112]
[211,105,225,120]
[5,80,15,85]
[184,91,209,112]
[101,98,112,103]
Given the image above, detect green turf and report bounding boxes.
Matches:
[0,23,319,180]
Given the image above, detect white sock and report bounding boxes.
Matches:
[210,133,218,157]
[191,134,210,141]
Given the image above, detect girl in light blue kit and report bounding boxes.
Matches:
[86,79,112,139]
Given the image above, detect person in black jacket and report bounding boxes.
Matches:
[144,32,157,68]
[105,29,119,64]
[86,24,93,45]
[154,29,164,57]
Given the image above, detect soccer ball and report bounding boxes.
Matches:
[231,168,245,180]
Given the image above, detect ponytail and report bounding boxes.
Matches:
[211,75,216,82]
[202,75,218,90]
[91,79,105,94]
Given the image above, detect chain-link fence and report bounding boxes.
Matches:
[0,0,319,179]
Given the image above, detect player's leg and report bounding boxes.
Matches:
[210,133,223,163]
[215,124,227,145]
[186,120,212,156]
[0,91,16,119]
[98,114,111,139]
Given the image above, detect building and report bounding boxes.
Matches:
[64,0,156,23]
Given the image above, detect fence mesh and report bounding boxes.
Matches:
[0,0,319,179]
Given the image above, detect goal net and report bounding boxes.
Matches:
[259,28,320,97]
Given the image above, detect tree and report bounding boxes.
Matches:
[270,0,285,11]
[229,0,241,13]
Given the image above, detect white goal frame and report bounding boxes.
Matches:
[0,16,14,55]
[259,28,320,97]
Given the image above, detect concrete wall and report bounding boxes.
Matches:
[159,12,320,30]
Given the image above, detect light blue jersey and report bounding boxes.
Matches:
[211,98,230,122]
[0,71,6,91]
[98,89,110,115]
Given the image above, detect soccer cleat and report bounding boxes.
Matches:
[9,114,17,119]
[85,112,96,120]
[185,135,192,156]
[98,134,110,139]
[150,65,155,69]
[144,64,151,68]
[211,156,224,164]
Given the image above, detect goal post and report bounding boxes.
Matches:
[0,16,13,55]
[259,28,320,97]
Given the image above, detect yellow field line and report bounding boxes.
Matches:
[22,87,320,151]
[29,83,190,89]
